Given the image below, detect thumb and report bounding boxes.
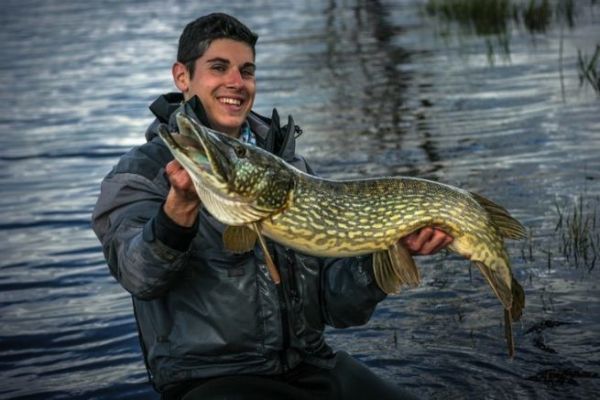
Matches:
[165,159,183,175]
[165,160,194,191]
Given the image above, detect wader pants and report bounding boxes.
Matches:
[161,352,417,400]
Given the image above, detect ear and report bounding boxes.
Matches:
[172,62,190,95]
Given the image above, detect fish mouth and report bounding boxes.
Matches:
[157,113,236,190]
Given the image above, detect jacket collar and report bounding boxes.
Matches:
[146,92,300,162]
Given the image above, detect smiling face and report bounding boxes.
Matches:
[173,38,256,138]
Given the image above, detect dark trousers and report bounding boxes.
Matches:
[161,352,417,400]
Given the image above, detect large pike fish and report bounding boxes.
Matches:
[159,113,526,357]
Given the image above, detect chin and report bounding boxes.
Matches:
[220,119,245,130]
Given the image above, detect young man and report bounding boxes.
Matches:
[92,13,451,400]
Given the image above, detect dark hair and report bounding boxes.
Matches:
[177,13,258,78]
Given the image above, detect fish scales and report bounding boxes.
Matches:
[263,176,487,258]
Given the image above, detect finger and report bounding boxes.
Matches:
[421,229,452,254]
[414,227,435,250]
[165,159,183,175]
[165,164,194,192]
[443,235,454,247]
[403,227,433,253]
[419,236,442,254]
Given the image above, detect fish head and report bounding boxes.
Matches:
[158,113,293,224]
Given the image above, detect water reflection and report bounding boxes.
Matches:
[323,0,409,135]
[308,0,443,178]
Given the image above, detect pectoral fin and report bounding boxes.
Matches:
[373,242,421,294]
[223,225,257,253]
[251,223,281,285]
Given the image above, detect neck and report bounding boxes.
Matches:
[220,127,241,139]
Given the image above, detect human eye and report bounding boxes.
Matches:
[241,65,256,79]
[210,63,227,72]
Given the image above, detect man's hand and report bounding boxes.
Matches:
[163,160,201,227]
[401,227,453,255]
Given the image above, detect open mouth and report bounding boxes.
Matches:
[158,123,209,168]
[218,97,243,106]
[164,113,232,184]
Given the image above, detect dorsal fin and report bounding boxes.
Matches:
[471,192,527,239]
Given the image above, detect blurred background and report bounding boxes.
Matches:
[0,0,598,398]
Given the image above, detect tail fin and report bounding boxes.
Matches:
[471,192,527,240]
[510,275,525,321]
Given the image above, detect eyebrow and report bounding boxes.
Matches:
[206,57,256,70]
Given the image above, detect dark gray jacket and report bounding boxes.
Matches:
[91,94,386,391]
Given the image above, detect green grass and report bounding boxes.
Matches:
[523,0,552,32]
[577,45,600,95]
[554,196,599,271]
[425,0,578,35]
[425,0,517,35]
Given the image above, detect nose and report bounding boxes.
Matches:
[225,68,244,88]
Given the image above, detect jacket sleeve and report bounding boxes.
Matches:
[320,255,387,328]
[91,147,196,300]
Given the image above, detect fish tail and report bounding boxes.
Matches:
[504,308,515,357]
[472,253,513,310]
[469,192,527,321]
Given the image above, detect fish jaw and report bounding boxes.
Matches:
[157,122,222,190]
[174,113,235,186]
[159,113,293,225]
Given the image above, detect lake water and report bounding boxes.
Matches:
[1,0,599,399]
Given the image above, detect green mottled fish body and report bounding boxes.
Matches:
[264,175,498,256]
[159,113,527,356]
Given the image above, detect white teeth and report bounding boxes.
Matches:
[219,98,242,106]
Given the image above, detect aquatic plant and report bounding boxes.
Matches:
[424,0,594,64]
[424,0,516,62]
[554,196,599,271]
[424,0,573,35]
[556,0,575,28]
[425,0,517,36]
[577,45,600,95]
[523,0,552,32]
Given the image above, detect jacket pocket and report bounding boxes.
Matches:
[293,253,325,331]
